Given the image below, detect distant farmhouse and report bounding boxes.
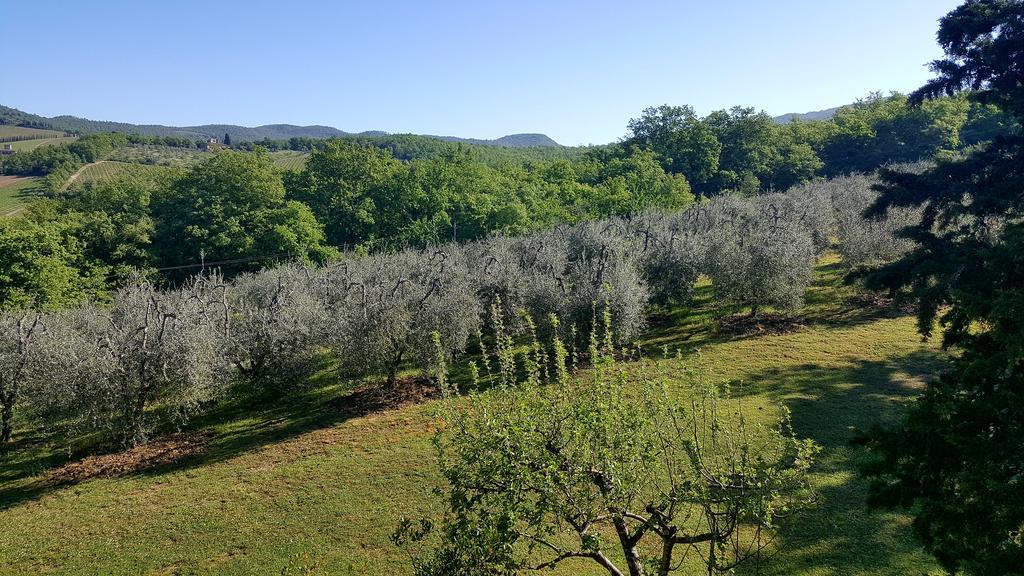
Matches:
[199,135,232,151]
[199,137,220,151]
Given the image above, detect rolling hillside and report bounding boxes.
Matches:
[0,105,562,147]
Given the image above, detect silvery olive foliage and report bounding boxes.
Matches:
[37,275,230,446]
[703,196,817,316]
[0,312,44,444]
[328,248,481,387]
[464,234,567,335]
[758,186,837,256]
[228,264,328,388]
[557,220,649,343]
[625,209,705,306]
[827,172,923,266]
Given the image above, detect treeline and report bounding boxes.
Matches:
[0,133,73,144]
[624,92,1017,196]
[0,141,693,309]
[234,133,589,164]
[0,169,916,447]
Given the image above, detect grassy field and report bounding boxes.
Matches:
[0,126,64,139]
[272,151,309,171]
[4,136,78,152]
[0,257,947,575]
[0,175,42,216]
[65,160,169,189]
[0,126,76,152]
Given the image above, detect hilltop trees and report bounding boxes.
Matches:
[152,150,336,276]
[626,105,721,188]
[857,1,1024,574]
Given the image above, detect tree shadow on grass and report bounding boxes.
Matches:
[733,349,945,575]
[0,370,438,512]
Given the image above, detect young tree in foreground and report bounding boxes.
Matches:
[857,2,1024,574]
[396,317,818,576]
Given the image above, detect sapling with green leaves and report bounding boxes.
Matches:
[395,312,818,576]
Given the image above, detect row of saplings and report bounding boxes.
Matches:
[0,171,917,575]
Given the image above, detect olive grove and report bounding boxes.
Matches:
[0,170,916,447]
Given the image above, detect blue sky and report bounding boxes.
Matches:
[1,0,962,145]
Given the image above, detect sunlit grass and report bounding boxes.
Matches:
[0,257,948,575]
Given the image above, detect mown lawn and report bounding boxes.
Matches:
[0,258,948,575]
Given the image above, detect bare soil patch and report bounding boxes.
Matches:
[48,433,210,484]
[0,175,30,187]
[717,312,808,336]
[846,293,916,317]
[329,376,440,416]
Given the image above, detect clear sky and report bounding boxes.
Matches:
[1,0,962,145]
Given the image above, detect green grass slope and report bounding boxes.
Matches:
[0,176,42,217]
[0,257,947,575]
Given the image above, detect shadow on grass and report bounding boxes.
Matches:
[733,349,944,575]
[0,368,437,511]
[642,262,918,356]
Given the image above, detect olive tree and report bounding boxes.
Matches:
[396,324,818,576]
[827,172,922,266]
[0,312,44,444]
[228,263,329,388]
[703,196,816,317]
[759,185,836,256]
[464,234,567,336]
[626,209,705,306]
[329,248,481,387]
[557,220,649,343]
[42,275,230,446]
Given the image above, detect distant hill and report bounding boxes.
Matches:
[773,107,841,124]
[0,105,562,148]
[434,133,561,148]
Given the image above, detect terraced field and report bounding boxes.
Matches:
[65,161,169,189]
[272,151,309,170]
[0,175,41,216]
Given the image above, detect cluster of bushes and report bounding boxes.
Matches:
[0,169,918,448]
